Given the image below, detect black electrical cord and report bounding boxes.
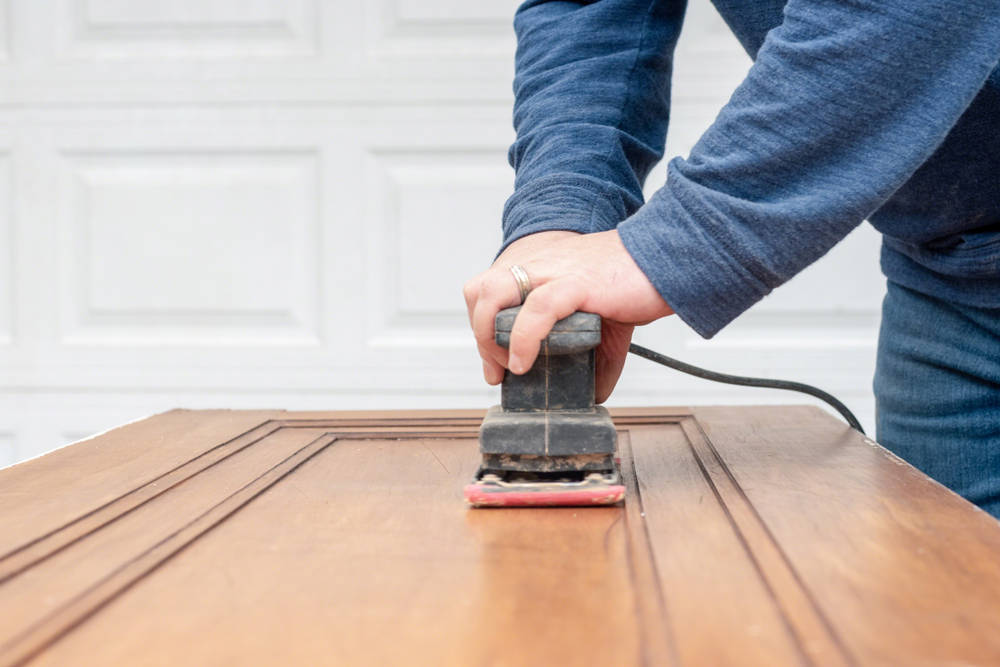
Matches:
[628,343,866,435]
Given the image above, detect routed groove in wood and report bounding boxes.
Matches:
[679,418,853,666]
[0,429,337,666]
[0,422,285,586]
[1,407,999,667]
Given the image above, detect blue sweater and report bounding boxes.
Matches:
[502,0,1000,338]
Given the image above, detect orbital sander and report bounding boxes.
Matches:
[464,307,625,507]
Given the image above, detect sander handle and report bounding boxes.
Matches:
[494,307,601,355]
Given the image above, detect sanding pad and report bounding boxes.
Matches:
[464,468,624,508]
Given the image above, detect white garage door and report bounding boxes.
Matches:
[0,0,882,465]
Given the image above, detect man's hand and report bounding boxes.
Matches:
[463,230,674,403]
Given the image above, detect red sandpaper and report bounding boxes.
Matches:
[464,484,625,507]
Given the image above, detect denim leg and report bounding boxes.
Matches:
[874,281,1000,518]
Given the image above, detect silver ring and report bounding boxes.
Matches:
[510,265,532,304]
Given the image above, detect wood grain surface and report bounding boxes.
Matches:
[1,407,999,667]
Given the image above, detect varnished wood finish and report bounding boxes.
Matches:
[1,406,999,666]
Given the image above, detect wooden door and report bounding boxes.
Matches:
[2,407,999,666]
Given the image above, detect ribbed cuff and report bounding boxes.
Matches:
[500,174,631,254]
[617,184,773,339]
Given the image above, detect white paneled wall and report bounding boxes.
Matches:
[0,0,882,465]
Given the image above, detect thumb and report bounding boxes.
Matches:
[594,321,634,404]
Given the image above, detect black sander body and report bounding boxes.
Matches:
[465,307,625,507]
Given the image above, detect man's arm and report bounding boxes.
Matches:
[502,0,687,249]
[465,0,687,400]
[469,0,1000,392]
[618,0,1000,337]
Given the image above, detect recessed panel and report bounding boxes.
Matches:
[371,0,519,55]
[61,151,320,345]
[84,0,293,26]
[372,150,509,332]
[58,0,317,58]
[394,0,516,24]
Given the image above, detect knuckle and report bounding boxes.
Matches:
[462,280,478,303]
[478,271,498,289]
[524,289,555,312]
[474,331,497,347]
[478,272,507,299]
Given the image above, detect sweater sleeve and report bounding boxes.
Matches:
[502,0,686,248]
[506,0,1000,338]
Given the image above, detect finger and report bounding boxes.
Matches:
[471,270,519,371]
[474,323,510,382]
[507,279,588,374]
[477,334,509,373]
[471,269,522,341]
[462,275,483,327]
[481,355,506,386]
[595,322,634,403]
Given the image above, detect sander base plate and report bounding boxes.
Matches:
[464,465,624,508]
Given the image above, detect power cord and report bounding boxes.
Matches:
[628,343,866,435]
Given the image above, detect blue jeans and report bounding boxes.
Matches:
[875,281,1000,518]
